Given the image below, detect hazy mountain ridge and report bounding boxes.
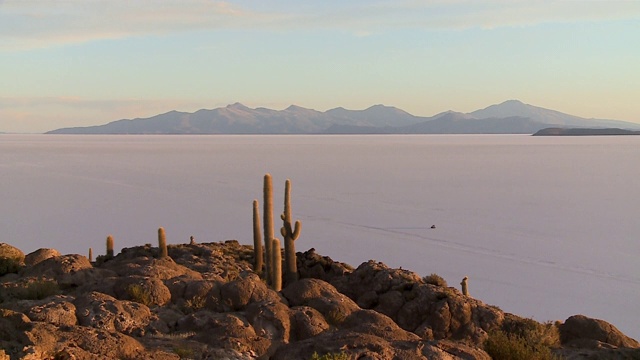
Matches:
[46,100,640,134]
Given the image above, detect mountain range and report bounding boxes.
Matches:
[46,100,640,135]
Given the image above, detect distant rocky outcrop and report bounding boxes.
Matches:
[46,100,640,135]
[1,241,639,359]
[533,127,640,136]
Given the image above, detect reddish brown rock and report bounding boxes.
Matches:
[25,296,77,327]
[281,278,359,322]
[74,291,151,336]
[288,306,330,341]
[23,248,61,267]
[560,315,640,349]
[213,271,281,312]
[114,275,172,307]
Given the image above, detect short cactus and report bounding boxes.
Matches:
[280,178,301,285]
[106,235,114,259]
[158,227,168,258]
[263,174,275,284]
[271,238,282,292]
[253,199,264,277]
[461,276,469,296]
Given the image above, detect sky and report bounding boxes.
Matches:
[1,1,639,133]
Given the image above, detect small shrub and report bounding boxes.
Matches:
[182,295,207,313]
[310,351,350,360]
[423,273,447,287]
[0,258,22,275]
[173,346,195,359]
[154,331,196,340]
[126,284,153,306]
[502,317,561,348]
[325,309,347,326]
[15,279,60,300]
[484,318,563,360]
[435,287,456,300]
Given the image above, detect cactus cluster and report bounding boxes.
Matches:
[253,174,302,290]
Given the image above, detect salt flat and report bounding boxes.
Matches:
[1,134,639,338]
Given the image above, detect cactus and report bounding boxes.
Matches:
[106,235,114,258]
[280,178,301,285]
[271,238,282,291]
[460,276,469,296]
[253,199,264,277]
[88,247,93,262]
[263,174,274,284]
[158,227,168,258]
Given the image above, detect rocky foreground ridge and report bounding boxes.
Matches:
[1,241,639,360]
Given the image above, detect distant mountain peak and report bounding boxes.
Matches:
[226,102,251,111]
[365,104,397,111]
[431,111,475,122]
[500,99,525,105]
[285,105,308,111]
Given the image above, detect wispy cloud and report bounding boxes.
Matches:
[0,1,288,51]
[2,1,639,51]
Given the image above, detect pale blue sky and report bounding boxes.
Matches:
[1,1,639,133]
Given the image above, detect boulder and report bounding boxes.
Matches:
[560,314,640,349]
[272,329,483,360]
[74,291,151,336]
[332,260,422,300]
[102,254,203,280]
[212,271,281,312]
[25,296,77,327]
[23,248,61,267]
[114,275,172,307]
[281,278,359,324]
[246,300,292,356]
[297,248,353,282]
[0,309,32,354]
[288,306,330,341]
[29,322,148,359]
[21,254,110,289]
[342,309,420,341]
[184,311,271,357]
[398,283,503,344]
[325,259,503,345]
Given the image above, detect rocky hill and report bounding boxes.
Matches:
[1,240,639,359]
[46,100,640,135]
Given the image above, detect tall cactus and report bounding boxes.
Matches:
[158,227,168,258]
[252,199,264,277]
[280,178,302,285]
[106,235,114,259]
[263,174,274,284]
[88,247,93,262]
[271,238,282,291]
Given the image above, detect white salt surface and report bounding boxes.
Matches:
[1,134,639,338]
